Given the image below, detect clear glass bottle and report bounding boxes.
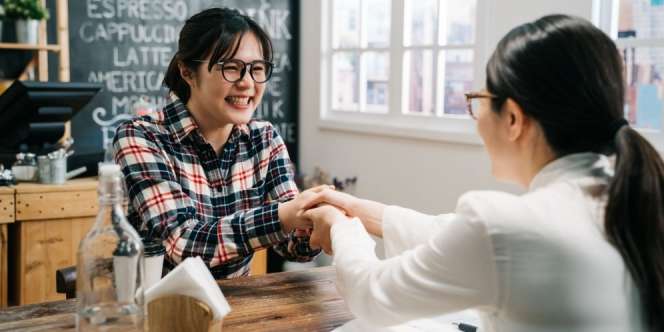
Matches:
[76,163,145,332]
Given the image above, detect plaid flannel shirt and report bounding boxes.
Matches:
[113,100,319,279]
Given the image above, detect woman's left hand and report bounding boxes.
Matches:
[304,204,349,255]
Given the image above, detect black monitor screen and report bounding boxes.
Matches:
[0,81,102,133]
[0,81,101,165]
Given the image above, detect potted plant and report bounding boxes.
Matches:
[4,0,49,44]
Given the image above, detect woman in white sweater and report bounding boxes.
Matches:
[303,15,663,332]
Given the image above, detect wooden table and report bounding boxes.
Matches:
[0,266,354,331]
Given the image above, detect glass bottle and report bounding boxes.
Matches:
[76,163,145,331]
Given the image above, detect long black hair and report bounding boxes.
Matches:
[163,7,273,104]
[486,14,664,330]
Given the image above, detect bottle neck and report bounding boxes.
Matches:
[96,201,126,228]
[96,175,127,224]
[97,171,126,206]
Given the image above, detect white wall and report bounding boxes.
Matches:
[298,0,596,214]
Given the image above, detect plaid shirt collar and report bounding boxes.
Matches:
[164,99,251,144]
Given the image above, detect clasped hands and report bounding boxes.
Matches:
[279,185,360,255]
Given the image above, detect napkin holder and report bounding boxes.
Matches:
[148,294,223,332]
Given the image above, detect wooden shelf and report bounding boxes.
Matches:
[0,0,70,82]
[0,43,61,52]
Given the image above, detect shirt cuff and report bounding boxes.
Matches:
[382,205,413,258]
[244,201,288,252]
[331,217,375,259]
[330,217,377,298]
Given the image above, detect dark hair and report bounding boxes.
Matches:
[163,8,273,103]
[486,15,664,330]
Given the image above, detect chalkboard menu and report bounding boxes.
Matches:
[68,0,299,163]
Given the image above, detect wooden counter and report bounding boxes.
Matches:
[0,186,14,308]
[0,266,353,331]
[9,178,98,306]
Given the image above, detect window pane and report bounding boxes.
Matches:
[332,52,360,110]
[617,0,664,39]
[438,50,474,115]
[404,50,434,114]
[363,0,390,47]
[439,0,477,45]
[622,47,664,130]
[333,0,360,48]
[404,0,437,46]
[362,52,389,112]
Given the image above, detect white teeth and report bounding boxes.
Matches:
[226,96,251,105]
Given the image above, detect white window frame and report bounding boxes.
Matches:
[318,0,491,145]
[596,0,664,151]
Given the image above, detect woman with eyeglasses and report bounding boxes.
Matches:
[113,8,322,279]
[304,15,663,331]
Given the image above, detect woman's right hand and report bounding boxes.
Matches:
[303,188,386,237]
[278,185,333,232]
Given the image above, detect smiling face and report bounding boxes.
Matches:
[181,32,267,127]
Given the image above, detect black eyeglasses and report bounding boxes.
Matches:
[464,91,498,119]
[193,59,274,83]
